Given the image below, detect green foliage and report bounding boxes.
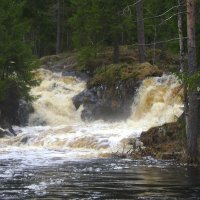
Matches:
[144,0,179,51]
[0,0,37,103]
[69,0,134,64]
[77,45,103,71]
[178,71,200,91]
[22,0,56,55]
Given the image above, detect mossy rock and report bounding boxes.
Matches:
[136,62,163,80]
[88,62,163,88]
[139,116,187,160]
[40,55,61,65]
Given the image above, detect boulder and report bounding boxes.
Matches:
[73,79,138,121]
[139,116,186,159]
[74,62,163,121]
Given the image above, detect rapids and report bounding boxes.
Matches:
[3,69,199,200]
[0,69,183,161]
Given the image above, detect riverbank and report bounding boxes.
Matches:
[131,117,187,161]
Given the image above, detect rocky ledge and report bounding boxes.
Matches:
[135,116,186,160]
[73,62,163,121]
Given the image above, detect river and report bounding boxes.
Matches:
[1,69,199,199]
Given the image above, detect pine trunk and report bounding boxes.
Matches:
[113,40,119,64]
[136,0,146,63]
[186,0,199,163]
[56,0,61,54]
[177,0,188,127]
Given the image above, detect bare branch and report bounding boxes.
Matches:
[122,0,143,16]
[132,37,188,46]
[158,11,186,26]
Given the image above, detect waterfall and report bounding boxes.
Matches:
[0,69,183,162]
[28,68,86,126]
[127,74,183,130]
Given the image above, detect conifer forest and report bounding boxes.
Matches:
[0,0,200,199]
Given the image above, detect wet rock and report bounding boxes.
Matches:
[140,122,183,146]
[40,54,90,81]
[75,62,164,121]
[20,135,31,144]
[73,79,138,121]
[0,128,15,138]
[72,88,98,109]
[17,99,33,126]
[0,97,33,129]
[0,128,8,138]
[81,109,93,121]
[62,71,77,77]
[44,55,78,73]
[0,117,16,136]
[62,71,89,81]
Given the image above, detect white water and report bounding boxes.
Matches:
[0,69,183,164]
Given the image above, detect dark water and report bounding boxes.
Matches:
[0,158,200,200]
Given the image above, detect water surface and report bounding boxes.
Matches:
[1,158,200,200]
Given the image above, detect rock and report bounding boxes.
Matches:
[40,55,61,66]
[8,126,16,136]
[81,109,93,121]
[0,128,8,138]
[140,122,182,146]
[16,99,33,126]
[39,54,90,81]
[47,56,78,72]
[0,80,33,127]
[139,116,185,159]
[0,117,16,135]
[73,80,138,121]
[0,97,33,128]
[17,99,33,126]
[20,135,31,144]
[72,88,98,109]
[136,62,163,80]
[62,71,89,81]
[74,62,163,121]
[0,128,15,138]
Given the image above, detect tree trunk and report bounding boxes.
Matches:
[56,0,61,54]
[136,0,146,63]
[178,0,185,73]
[113,38,119,64]
[177,0,188,127]
[186,0,199,163]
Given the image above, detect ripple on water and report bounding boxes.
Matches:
[0,158,200,199]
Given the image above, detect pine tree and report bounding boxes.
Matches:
[0,0,36,124]
[136,0,146,63]
[69,0,133,65]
